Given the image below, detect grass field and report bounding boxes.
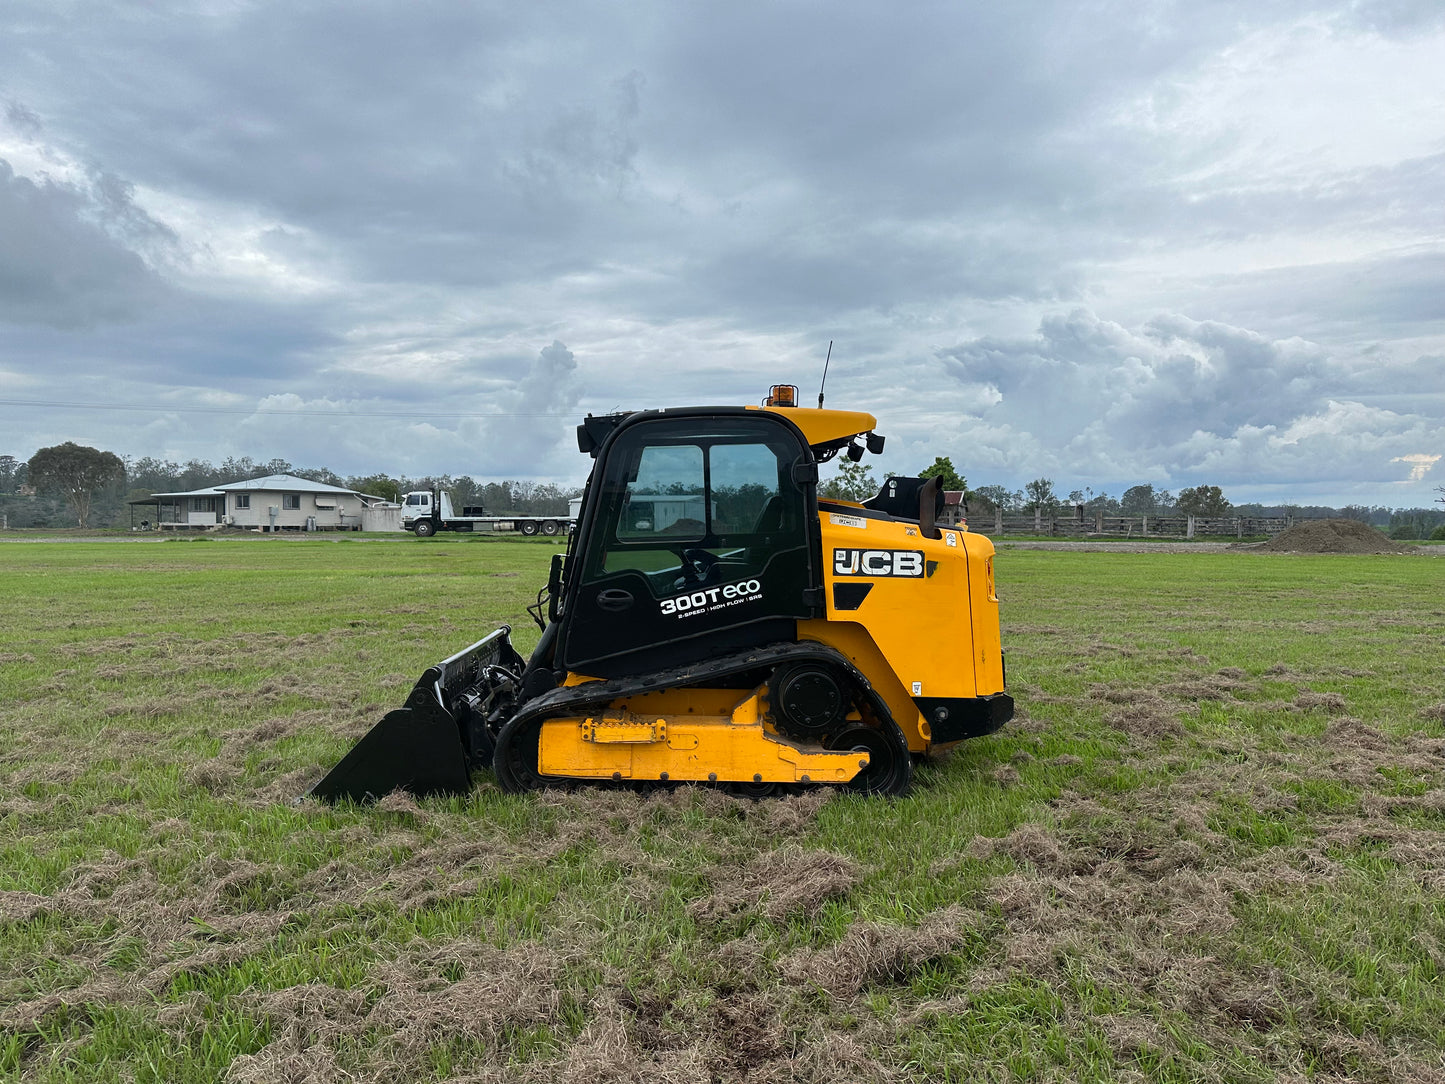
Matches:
[0,535,1442,1083]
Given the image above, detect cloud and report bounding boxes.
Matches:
[1391,453,1441,481]
[0,160,170,328]
[935,310,1444,496]
[484,340,584,474]
[204,340,586,480]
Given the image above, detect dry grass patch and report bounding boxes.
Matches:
[692,846,862,925]
[781,905,982,999]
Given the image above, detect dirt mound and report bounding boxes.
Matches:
[1259,518,1416,554]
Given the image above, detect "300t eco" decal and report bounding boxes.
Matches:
[660,578,764,616]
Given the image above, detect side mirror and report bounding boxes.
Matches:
[547,553,567,623]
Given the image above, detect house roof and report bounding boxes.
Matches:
[129,486,226,503]
[213,473,365,495]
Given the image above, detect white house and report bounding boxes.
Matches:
[132,474,391,531]
[214,474,386,531]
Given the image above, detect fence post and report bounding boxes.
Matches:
[1186,515,1195,539]
[995,507,1003,534]
[1034,508,1042,532]
[1142,515,1148,536]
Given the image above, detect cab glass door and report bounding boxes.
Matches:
[561,414,816,674]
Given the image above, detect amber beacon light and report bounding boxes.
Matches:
[765,384,799,407]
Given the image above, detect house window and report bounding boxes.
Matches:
[283,494,301,510]
[235,495,251,510]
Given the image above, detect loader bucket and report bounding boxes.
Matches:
[308,626,526,803]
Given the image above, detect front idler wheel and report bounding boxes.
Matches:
[493,714,547,793]
[827,724,910,796]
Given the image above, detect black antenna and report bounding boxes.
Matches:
[817,340,833,408]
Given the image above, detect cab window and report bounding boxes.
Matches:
[585,418,806,598]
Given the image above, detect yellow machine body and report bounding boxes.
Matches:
[536,517,1003,780]
[532,398,1008,790]
[805,510,1003,750]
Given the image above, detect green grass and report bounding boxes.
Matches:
[0,538,1442,1081]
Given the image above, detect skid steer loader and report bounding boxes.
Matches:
[310,386,1012,801]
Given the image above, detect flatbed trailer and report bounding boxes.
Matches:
[401,489,574,537]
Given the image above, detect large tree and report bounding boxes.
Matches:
[27,443,126,527]
[820,461,877,503]
[1121,483,1176,515]
[971,485,1019,512]
[918,456,966,493]
[1023,477,1057,513]
[1120,484,1158,516]
[1175,484,1232,517]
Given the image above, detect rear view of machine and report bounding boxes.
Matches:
[310,385,1011,801]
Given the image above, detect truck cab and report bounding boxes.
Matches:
[401,490,441,531]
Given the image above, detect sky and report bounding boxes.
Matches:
[1,1,1443,508]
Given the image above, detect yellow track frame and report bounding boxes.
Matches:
[536,688,868,784]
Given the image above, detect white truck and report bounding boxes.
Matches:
[401,490,576,537]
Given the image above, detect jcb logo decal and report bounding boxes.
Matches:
[833,549,925,578]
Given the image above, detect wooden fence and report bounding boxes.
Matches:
[970,508,1298,539]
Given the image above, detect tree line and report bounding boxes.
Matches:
[3,442,1443,538]
[0,445,581,529]
[821,455,1445,541]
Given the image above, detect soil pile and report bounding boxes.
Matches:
[1260,518,1416,554]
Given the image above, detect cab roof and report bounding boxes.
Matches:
[753,404,878,447]
[576,402,881,459]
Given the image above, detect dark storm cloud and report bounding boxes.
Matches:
[0,160,169,328]
[0,3,655,288]
[6,0,1430,319]
[4,0,1330,317]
